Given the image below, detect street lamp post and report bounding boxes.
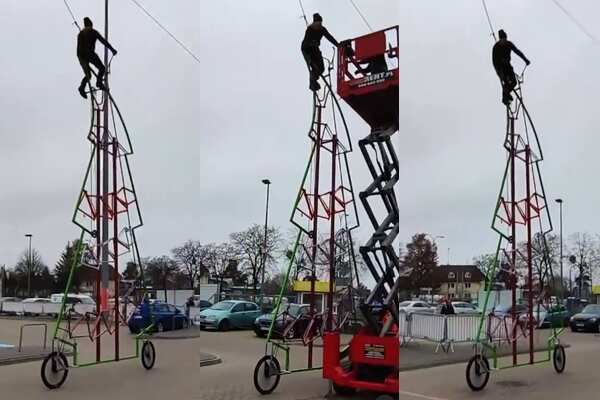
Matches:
[555,199,563,295]
[260,179,271,303]
[25,234,32,298]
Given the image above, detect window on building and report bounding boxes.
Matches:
[465,272,472,279]
[465,282,471,288]
[450,283,455,289]
[448,272,455,279]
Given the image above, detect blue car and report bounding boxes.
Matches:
[128,301,190,334]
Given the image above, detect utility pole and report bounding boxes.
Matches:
[555,198,563,296]
[25,234,32,297]
[260,179,271,303]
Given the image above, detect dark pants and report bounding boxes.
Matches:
[495,63,516,104]
[302,46,324,87]
[78,52,106,89]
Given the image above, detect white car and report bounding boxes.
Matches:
[450,301,480,315]
[22,297,51,303]
[50,293,95,305]
[398,301,435,314]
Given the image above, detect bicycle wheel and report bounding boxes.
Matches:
[253,355,281,395]
[41,352,69,389]
[466,354,490,391]
[553,344,566,373]
[141,341,156,370]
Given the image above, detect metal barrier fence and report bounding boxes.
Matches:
[400,312,485,353]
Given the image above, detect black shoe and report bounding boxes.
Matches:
[309,81,321,91]
[78,86,87,99]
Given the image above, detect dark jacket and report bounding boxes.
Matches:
[77,27,115,58]
[492,39,529,70]
[301,23,338,50]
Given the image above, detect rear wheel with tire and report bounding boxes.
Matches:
[553,344,566,373]
[253,355,281,395]
[466,355,490,391]
[41,352,69,389]
[141,341,156,370]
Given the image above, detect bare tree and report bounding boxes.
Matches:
[15,249,48,297]
[171,240,211,289]
[203,243,239,292]
[230,224,282,294]
[515,233,560,294]
[568,232,600,298]
[144,255,179,300]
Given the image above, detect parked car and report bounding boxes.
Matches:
[398,301,435,314]
[569,304,600,333]
[435,301,480,315]
[531,304,570,329]
[50,293,96,305]
[191,296,212,310]
[491,303,528,317]
[198,300,261,331]
[253,303,310,338]
[128,301,190,334]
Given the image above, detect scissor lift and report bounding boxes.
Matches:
[322,26,399,396]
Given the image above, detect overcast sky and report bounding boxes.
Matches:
[0,0,398,279]
[400,0,600,280]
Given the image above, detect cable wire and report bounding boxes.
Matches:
[62,0,81,30]
[551,0,598,43]
[348,0,373,32]
[298,0,308,26]
[129,0,201,65]
[481,0,497,41]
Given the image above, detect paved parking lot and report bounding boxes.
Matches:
[0,317,384,400]
[399,331,600,400]
[3,316,597,399]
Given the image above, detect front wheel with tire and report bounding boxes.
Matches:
[253,355,281,395]
[218,319,230,331]
[141,341,156,370]
[553,344,566,373]
[466,355,490,391]
[41,352,69,389]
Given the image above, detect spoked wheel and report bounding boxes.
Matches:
[41,352,69,389]
[466,354,490,391]
[253,355,281,395]
[553,344,566,373]
[141,341,156,370]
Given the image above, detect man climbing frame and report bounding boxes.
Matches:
[77,17,117,99]
[301,13,339,91]
[492,29,530,105]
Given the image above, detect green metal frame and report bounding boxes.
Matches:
[473,136,565,373]
[50,159,153,369]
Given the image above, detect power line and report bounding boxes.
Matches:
[481,0,497,41]
[129,0,201,65]
[551,0,598,43]
[298,0,308,26]
[62,0,81,30]
[348,0,373,32]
